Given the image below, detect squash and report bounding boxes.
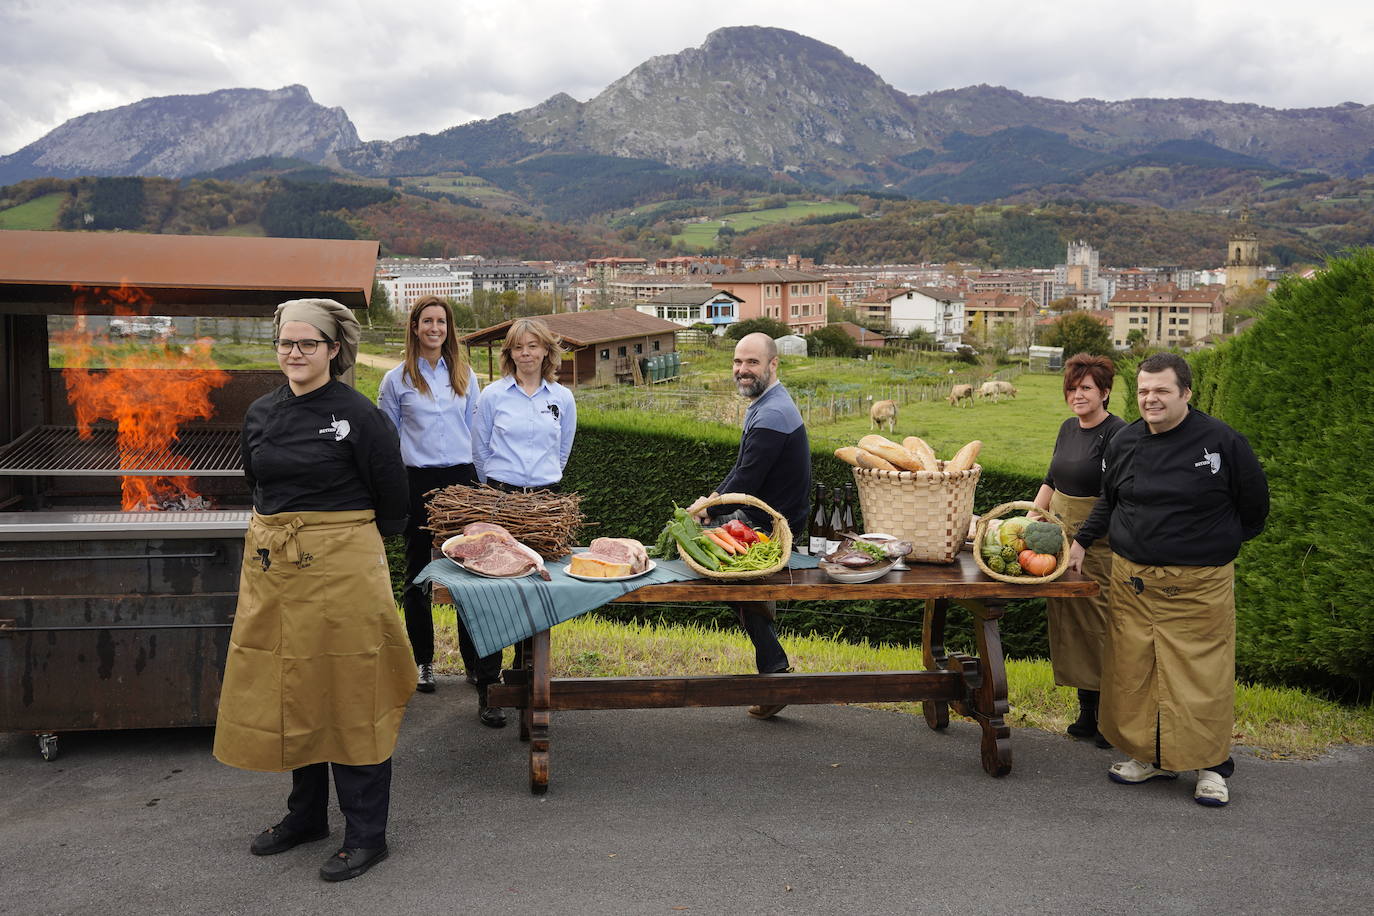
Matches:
[1020,552,1057,577]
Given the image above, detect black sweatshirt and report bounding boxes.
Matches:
[709,382,812,540]
[1075,408,1268,567]
[241,380,409,536]
[1043,413,1127,497]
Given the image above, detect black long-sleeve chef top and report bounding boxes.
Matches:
[1043,413,1127,498]
[241,380,409,536]
[708,382,811,540]
[1075,408,1268,567]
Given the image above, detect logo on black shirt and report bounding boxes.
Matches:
[319,415,351,441]
[1193,448,1221,475]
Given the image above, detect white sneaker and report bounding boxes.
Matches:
[1108,758,1178,784]
[1194,769,1230,807]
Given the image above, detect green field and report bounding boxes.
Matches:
[0,192,64,229]
[673,200,860,249]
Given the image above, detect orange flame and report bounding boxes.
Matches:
[57,283,231,511]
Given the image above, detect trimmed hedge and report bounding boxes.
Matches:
[1187,251,1374,698]
[563,407,1047,658]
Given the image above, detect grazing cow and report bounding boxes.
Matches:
[869,399,898,432]
[947,384,974,407]
[978,380,1018,401]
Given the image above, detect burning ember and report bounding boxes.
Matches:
[57,283,231,511]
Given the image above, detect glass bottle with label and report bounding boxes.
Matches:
[842,483,857,535]
[825,488,844,556]
[808,483,828,557]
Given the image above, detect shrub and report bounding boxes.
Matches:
[1196,249,1374,697]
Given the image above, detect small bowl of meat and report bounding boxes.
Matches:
[818,533,912,583]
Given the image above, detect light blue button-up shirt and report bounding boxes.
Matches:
[473,375,577,488]
[377,358,482,472]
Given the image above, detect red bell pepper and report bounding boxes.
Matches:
[722,519,759,546]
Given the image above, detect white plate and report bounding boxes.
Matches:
[819,559,896,584]
[445,557,538,579]
[564,559,656,582]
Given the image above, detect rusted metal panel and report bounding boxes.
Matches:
[0,614,232,731]
[0,230,379,316]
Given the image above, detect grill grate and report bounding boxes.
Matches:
[0,426,243,476]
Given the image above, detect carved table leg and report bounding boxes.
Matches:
[528,628,552,794]
[921,598,950,730]
[967,598,1012,777]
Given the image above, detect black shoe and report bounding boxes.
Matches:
[251,822,329,856]
[320,845,389,882]
[416,663,436,694]
[479,703,508,728]
[465,674,479,687]
[1094,732,1113,749]
[1067,688,1100,739]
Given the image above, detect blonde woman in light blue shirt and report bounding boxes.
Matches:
[473,317,576,492]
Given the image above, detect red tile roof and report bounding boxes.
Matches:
[460,308,683,347]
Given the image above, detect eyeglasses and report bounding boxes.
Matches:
[273,338,330,355]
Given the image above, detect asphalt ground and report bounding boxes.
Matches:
[2,679,1371,916]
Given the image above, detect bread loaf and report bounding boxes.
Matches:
[854,449,898,471]
[568,554,634,578]
[901,436,940,472]
[946,440,982,473]
[858,435,924,471]
[834,446,864,467]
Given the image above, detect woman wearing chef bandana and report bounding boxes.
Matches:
[215,298,413,883]
[470,317,576,722]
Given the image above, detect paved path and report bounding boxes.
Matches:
[2,685,1370,915]
[354,351,401,371]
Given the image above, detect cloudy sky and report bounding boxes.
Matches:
[2,0,1368,155]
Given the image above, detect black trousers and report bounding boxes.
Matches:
[282,759,391,849]
[732,601,790,674]
[403,464,500,683]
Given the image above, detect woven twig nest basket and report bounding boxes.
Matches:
[678,492,792,580]
[850,462,981,564]
[972,500,1071,584]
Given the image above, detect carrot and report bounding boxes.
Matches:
[713,527,747,554]
[704,527,741,555]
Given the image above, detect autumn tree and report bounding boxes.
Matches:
[1041,310,1114,358]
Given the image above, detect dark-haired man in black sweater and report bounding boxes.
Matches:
[1071,352,1268,808]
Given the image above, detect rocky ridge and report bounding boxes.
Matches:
[0,85,359,184]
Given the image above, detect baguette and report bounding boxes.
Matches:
[834,446,865,467]
[901,436,940,472]
[946,439,982,473]
[854,448,899,471]
[858,434,924,471]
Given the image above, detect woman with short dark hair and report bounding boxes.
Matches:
[1032,352,1126,746]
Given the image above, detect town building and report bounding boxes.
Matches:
[709,269,828,335]
[966,270,1056,308]
[637,288,741,333]
[1226,210,1266,293]
[963,292,1037,344]
[375,266,474,314]
[1107,284,1226,349]
[887,287,964,344]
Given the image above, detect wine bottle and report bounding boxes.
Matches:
[808,484,827,557]
[842,483,858,535]
[825,488,843,556]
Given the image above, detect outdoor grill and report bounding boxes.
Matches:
[0,230,378,759]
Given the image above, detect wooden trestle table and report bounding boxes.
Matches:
[485,551,1097,794]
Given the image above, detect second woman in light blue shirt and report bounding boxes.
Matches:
[473,317,577,492]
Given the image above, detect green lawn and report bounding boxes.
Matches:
[0,192,65,229]
[673,200,860,249]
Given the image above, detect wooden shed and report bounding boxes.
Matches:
[460,308,681,387]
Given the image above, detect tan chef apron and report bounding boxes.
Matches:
[214,509,417,772]
[1046,491,1112,690]
[1099,555,1235,772]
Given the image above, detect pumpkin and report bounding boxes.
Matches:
[1020,552,1057,577]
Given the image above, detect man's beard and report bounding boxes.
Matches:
[735,368,771,398]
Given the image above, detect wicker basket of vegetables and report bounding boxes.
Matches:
[662,493,792,580]
[973,500,1071,584]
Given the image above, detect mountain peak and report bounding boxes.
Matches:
[0,85,359,183]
